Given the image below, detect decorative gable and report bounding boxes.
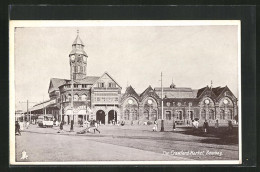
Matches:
[92,72,121,89]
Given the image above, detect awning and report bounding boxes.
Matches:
[29,99,56,112]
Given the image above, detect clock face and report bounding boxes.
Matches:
[205,99,210,104]
[223,99,228,104]
[70,55,75,61]
[148,99,153,105]
[128,99,133,104]
[83,56,87,62]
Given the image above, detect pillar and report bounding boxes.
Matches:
[105,113,108,124]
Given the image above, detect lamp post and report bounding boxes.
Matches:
[160,72,164,132]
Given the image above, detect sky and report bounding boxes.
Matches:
[14,22,239,111]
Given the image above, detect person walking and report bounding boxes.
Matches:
[173,120,176,131]
[26,121,30,129]
[152,120,158,131]
[228,120,233,133]
[57,121,64,133]
[93,120,100,134]
[215,119,219,129]
[15,121,21,136]
[203,120,209,133]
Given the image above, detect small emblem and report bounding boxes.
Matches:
[21,150,28,160]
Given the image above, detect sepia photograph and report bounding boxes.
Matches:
[9,20,241,165]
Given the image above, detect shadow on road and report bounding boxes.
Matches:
[176,127,238,145]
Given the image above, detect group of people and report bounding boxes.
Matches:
[150,119,234,133]
[57,119,101,134]
[15,121,30,136]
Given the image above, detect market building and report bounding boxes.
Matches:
[29,31,238,125]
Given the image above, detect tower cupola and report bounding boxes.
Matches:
[69,30,88,80]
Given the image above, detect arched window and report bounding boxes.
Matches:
[151,110,157,120]
[81,94,87,101]
[209,109,215,120]
[74,94,79,101]
[132,110,138,120]
[68,94,71,102]
[201,109,206,120]
[220,109,225,119]
[124,110,130,120]
[166,111,171,120]
[227,109,233,119]
[144,110,149,120]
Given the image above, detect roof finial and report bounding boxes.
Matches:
[210,80,213,88]
[170,77,175,89]
[77,29,79,35]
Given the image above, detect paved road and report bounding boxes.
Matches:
[15,128,191,162]
[15,124,238,163]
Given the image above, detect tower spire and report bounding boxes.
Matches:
[69,30,88,80]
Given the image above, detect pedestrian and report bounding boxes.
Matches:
[19,121,24,131]
[57,121,64,133]
[112,119,115,125]
[121,120,125,126]
[215,119,219,129]
[56,120,59,127]
[93,120,100,134]
[152,120,158,131]
[203,120,209,133]
[26,121,30,129]
[228,120,233,133]
[173,120,176,131]
[15,121,21,136]
[131,120,134,126]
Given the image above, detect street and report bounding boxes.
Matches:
[15,123,239,162]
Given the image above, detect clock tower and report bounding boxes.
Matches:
[69,30,88,80]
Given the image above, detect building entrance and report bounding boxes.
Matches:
[108,110,117,124]
[96,110,105,124]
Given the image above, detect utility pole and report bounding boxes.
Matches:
[160,72,164,132]
[19,100,38,123]
[71,65,74,131]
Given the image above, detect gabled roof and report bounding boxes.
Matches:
[125,85,139,97]
[212,86,226,97]
[140,85,153,98]
[121,85,140,102]
[196,86,208,98]
[90,72,122,89]
[48,78,69,93]
[73,35,84,46]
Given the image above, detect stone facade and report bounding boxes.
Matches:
[40,32,238,125]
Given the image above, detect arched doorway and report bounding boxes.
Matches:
[96,110,105,124]
[108,110,117,124]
